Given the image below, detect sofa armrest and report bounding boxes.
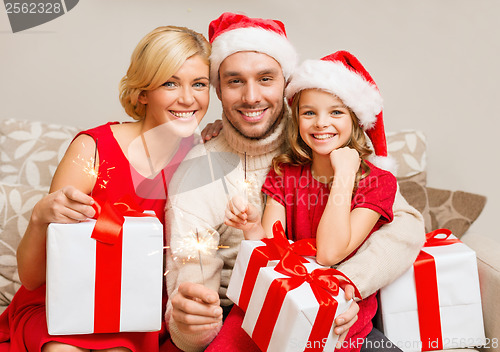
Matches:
[462,232,500,352]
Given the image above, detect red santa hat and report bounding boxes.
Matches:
[208,12,298,87]
[285,50,396,173]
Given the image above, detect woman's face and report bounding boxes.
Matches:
[139,54,210,137]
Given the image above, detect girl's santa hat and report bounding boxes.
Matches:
[285,51,396,173]
[208,12,298,87]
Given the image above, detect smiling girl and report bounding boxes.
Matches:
[225,51,398,351]
[1,26,210,352]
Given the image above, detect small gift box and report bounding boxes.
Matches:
[46,200,164,335]
[227,221,316,311]
[379,229,486,351]
[241,250,357,352]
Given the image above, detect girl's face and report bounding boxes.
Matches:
[298,89,353,158]
[139,54,210,137]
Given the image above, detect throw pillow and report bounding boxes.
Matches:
[0,182,48,308]
[397,172,432,233]
[386,130,427,178]
[0,119,79,188]
[427,187,487,238]
[386,130,431,231]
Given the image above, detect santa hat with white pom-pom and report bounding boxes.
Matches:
[208,12,298,87]
[285,50,396,173]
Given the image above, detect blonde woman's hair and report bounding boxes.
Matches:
[273,90,373,189]
[119,26,211,120]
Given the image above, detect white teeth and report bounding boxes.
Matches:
[171,111,194,118]
[313,134,335,140]
[242,111,264,117]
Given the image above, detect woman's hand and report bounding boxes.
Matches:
[31,185,96,226]
[200,119,223,142]
[329,147,360,176]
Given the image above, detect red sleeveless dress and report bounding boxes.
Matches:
[0,122,193,351]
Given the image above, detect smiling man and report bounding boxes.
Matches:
[165,12,425,352]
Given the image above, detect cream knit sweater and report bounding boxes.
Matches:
[165,114,426,352]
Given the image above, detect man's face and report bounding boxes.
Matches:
[216,51,285,139]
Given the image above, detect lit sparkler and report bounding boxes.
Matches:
[196,229,205,285]
[167,228,230,283]
[73,139,114,191]
[241,152,259,202]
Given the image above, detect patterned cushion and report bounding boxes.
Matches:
[427,187,487,238]
[386,130,427,178]
[386,130,486,235]
[0,182,48,308]
[386,130,432,231]
[0,119,79,188]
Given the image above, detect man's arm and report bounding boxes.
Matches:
[336,188,426,298]
[165,147,230,351]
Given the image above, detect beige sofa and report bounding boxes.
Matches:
[0,119,498,350]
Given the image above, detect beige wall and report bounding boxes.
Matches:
[1,0,498,241]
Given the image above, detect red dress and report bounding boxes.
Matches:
[0,122,193,352]
[262,161,397,351]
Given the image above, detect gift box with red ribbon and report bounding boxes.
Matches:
[241,249,358,352]
[379,229,486,352]
[46,198,164,335]
[227,221,316,312]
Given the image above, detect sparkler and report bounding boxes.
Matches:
[196,229,205,285]
[243,152,250,202]
[90,139,98,197]
[167,228,230,284]
[73,138,114,191]
[241,152,259,202]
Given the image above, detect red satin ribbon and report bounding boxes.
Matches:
[413,228,460,350]
[252,249,360,352]
[90,195,151,333]
[239,221,316,311]
[424,228,461,248]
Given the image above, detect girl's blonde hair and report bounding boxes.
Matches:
[119,26,211,120]
[273,90,373,188]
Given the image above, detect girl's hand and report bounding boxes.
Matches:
[31,185,96,226]
[329,147,361,176]
[200,119,223,142]
[224,195,261,236]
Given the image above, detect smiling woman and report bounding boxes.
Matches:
[0,25,211,352]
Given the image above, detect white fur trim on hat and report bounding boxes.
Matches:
[210,27,298,87]
[285,60,383,130]
[368,155,397,174]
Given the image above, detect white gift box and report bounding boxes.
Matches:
[227,240,280,310]
[242,262,352,352]
[227,239,315,311]
[379,233,486,351]
[46,215,164,335]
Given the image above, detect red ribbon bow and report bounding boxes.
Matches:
[252,249,360,352]
[423,228,460,248]
[239,221,316,311]
[90,195,153,333]
[414,228,461,351]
